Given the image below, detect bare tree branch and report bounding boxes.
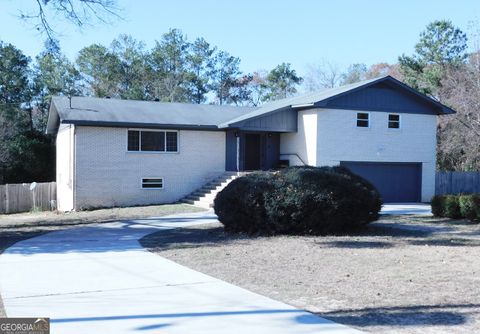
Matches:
[19,0,122,42]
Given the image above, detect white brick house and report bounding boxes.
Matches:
[47,76,454,211]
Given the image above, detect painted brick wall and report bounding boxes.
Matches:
[279,109,317,165]
[56,124,74,211]
[74,126,226,209]
[280,108,437,202]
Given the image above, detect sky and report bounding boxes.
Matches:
[1,0,480,77]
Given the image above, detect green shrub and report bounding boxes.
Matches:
[214,166,383,235]
[431,195,446,217]
[459,195,477,221]
[459,194,480,221]
[213,172,275,234]
[444,195,462,219]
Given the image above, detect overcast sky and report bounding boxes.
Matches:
[1,0,480,76]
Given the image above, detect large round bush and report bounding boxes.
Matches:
[214,166,382,235]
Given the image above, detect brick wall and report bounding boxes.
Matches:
[74,126,226,209]
[280,108,437,202]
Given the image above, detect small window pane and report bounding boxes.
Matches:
[389,114,400,121]
[357,113,369,120]
[166,132,178,152]
[388,121,400,128]
[141,131,165,151]
[357,120,369,127]
[356,113,369,127]
[127,130,140,151]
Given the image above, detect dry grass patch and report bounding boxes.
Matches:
[142,215,480,334]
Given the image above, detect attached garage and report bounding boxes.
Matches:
[340,161,422,203]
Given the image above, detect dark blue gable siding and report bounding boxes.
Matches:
[323,83,440,114]
[231,108,297,132]
[225,130,238,171]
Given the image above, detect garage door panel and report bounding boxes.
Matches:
[340,162,421,203]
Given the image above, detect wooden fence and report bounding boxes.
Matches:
[0,182,56,214]
[436,172,480,195]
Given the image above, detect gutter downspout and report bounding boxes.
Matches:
[236,135,240,173]
[72,125,76,211]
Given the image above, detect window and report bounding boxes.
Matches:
[127,130,178,152]
[127,130,140,151]
[356,112,369,127]
[141,131,165,151]
[166,132,178,152]
[388,114,400,129]
[141,178,163,189]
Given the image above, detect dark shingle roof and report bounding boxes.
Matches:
[47,96,256,133]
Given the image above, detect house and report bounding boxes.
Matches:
[46,76,455,211]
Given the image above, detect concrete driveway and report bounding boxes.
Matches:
[380,203,432,216]
[0,211,361,334]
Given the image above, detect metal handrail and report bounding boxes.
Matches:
[280,153,308,166]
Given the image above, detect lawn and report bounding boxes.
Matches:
[141,215,480,334]
[0,203,205,317]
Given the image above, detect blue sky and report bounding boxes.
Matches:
[1,0,480,76]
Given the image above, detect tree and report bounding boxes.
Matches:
[110,35,148,100]
[399,20,468,96]
[365,63,402,80]
[341,63,367,85]
[33,40,81,132]
[0,41,56,184]
[304,61,342,90]
[20,0,121,42]
[436,53,480,171]
[76,43,120,97]
[0,41,31,134]
[186,38,216,104]
[246,71,269,106]
[149,29,191,102]
[264,63,303,101]
[210,51,243,105]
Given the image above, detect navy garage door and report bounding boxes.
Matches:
[340,162,422,203]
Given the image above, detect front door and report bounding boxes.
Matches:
[244,134,261,170]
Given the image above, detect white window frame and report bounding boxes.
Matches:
[126,129,179,154]
[388,113,401,129]
[356,112,370,128]
[141,177,164,189]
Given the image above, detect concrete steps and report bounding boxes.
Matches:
[180,172,249,209]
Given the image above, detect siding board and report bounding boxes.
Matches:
[236,109,297,132]
[326,84,438,114]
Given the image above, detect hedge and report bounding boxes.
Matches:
[431,194,480,221]
[214,166,383,235]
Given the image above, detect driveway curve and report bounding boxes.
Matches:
[0,210,361,334]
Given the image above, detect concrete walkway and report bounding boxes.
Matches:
[0,211,361,334]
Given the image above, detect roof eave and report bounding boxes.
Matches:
[61,120,221,131]
[46,99,60,135]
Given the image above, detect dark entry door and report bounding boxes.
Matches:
[340,161,422,202]
[245,134,261,170]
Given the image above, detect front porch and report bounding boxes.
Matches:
[225,130,283,172]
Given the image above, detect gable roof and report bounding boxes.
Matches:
[218,75,455,128]
[47,76,455,134]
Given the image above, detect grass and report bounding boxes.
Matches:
[141,214,480,334]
